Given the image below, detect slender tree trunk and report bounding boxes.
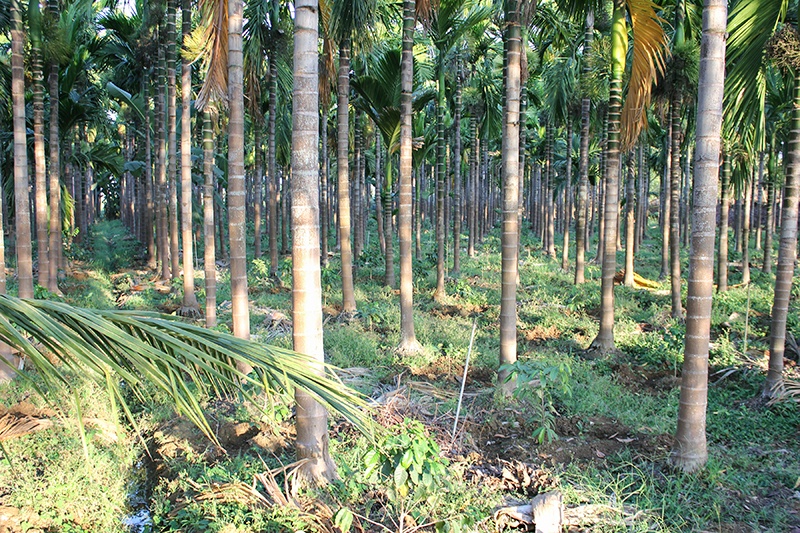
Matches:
[48,0,63,291]
[157,37,171,279]
[546,122,556,258]
[203,111,217,327]
[660,115,672,279]
[590,0,625,353]
[575,11,593,284]
[320,110,329,266]
[398,0,421,353]
[167,0,180,279]
[180,0,199,314]
[741,174,752,285]
[717,153,730,291]
[452,56,463,276]
[254,127,263,259]
[765,74,800,397]
[337,39,357,313]
[670,88,683,318]
[755,154,764,251]
[383,153,395,288]
[292,0,337,483]
[353,113,363,260]
[30,7,49,290]
[468,118,478,258]
[11,0,33,299]
[562,120,573,271]
[268,55,279,276]
[228,0,250,344]
[624,151,636,286]
[434,64,447,300]
[763,151,775,272]
[499,0,521,394]
[672,0,726,471]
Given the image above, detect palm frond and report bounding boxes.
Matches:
[196,0,229,111]
[0,296,371,445]
[723,0,787,152]
[620,0,669,150]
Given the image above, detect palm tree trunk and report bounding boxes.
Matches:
[11,0,34,299]
[546,122,556,258]
[562,120,573,271]
[167,0,180,279]
[468,117,478,258]
[268,55,279,276]
[452,56,463,276]
[337,39,357,313]
[320,111,330,267]
[672,0,726,471]
[203,111,217,328]
[741,174,752,285]
[660,115,671,279]
[254,127,263,259]
[353,113,363,260]
[624,151,636,286]
[717,152,730,291]
[157,36,171,279]
[575,11,593,284]
[670,88,683,318]
[292,0,337,483]
[765,73,800,397]
[398,0,421,354]
[31,5,49,291]
[48,0,63,291]
[590,0,625,353]
[228,0,250,343]
[180,0,199,314]
[499,0,521,395]
[434,64,447,300]
[384,154,395,288]
[763,150,775,272]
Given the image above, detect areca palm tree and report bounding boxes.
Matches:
[179,0,200,317]
[11,0,34,299]
[724,0,800,398]
[329,0,376,313]
[291,0,338,484]
[426,0,492,300]
[584,0,668,352]
[671,0,727,473]
[30,0,50,291]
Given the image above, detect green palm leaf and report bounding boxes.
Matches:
[0,296,371,445]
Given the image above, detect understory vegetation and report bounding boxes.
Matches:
[0,219,798,533]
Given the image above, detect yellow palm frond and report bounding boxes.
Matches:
[196,0,229,111]
[621,0,669,150]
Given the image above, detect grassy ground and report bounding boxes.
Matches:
[0,219,798,533]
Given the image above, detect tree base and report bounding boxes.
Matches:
[396,338,423,357]
[176,304,201,319]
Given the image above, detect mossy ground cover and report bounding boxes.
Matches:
[0,219,798,532]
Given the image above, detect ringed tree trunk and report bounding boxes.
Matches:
[320,110,329,266]
[228,0,251,345]
[144,80,157,271]
[268,55,279,276]
[717,152,730,291]
[671,0,726,471]
[762,148,775,273]
[292,0,337,483]
[741,173,752,285]
[562,120,573,271]
[590,0,626,353]
[202,111,217,328]
[433,63,447,301]
[11,0,34,299]
[31,2,49,290]
[764,70,800,397]
[452,55,463,276]
[254,127,263,259]
[337,39,357,313]
[498,0,521,395]
[624,151,636,286]
[575,10,594,284]
[167,0,181,279]
[157,37,171,280]
[397,0,421,354]
[48,0,63,292]
[383,151,395,288]
[180,0,199,315]
[660,115,672,279]
[670,87,683,318]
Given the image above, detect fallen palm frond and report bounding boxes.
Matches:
[0,295,371,445]
[0,411,54,442]
[768,378,800,405]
